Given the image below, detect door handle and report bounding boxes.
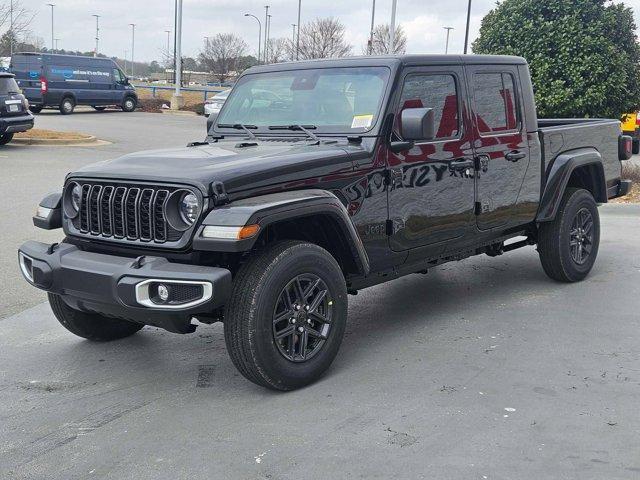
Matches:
[505,150,526,162]
[449,158,475,172]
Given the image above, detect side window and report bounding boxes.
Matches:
[398,74,459,140]
[113,68,125,83]
[473,72,519,134]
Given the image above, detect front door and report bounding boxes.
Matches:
[388,66,476,252]
[466,66,530,230]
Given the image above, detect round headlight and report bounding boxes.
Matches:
[63,181,82,219]
[71,183,82,211]
[179,192,200,225]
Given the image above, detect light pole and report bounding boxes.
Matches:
[244,13,262,64]
[129,23,135,78]
[464,0,472,54]
[296,0,301,60]
[92,14,100,57]
[368,0,376,55]
[172,0,183,110]
[443,26,453,54]
[266,14,272,63]
[263,5,269,63]
[291,24,296,61]
[9,0,13,55]
[54,38,60,51]
[389,0,398,55]
[47,4,55,52]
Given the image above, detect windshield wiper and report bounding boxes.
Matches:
[217,123,257,140]
[268,124,320,143]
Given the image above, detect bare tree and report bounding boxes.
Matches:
[265,37,289,64]
[364,24,407,55]
[297,17,352,60]
[0,0,35,54]
[199,33,248,83]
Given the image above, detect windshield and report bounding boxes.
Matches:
[0,77,20,95]
[216,66,390,134]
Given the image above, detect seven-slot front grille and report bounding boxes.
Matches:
[71,181,183,244]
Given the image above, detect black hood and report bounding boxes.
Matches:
[70,139,361,196]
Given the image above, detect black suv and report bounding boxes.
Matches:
[0,72,34,145]
[18,55,632,390]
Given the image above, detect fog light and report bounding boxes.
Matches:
[157,284,169,302]
[19,252,34,283]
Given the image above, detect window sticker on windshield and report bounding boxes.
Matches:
[351,114,374,129]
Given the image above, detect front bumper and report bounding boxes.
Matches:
[0,113,34,135]
[18,241,232,333]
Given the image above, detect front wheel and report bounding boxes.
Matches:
[224,241,348,391]
[538,188,600,282]
[0,133,14,145]
[121,97,137,112]
[48,293,144,341]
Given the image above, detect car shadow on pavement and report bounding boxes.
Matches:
[38,248,585,395]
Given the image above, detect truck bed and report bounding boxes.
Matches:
[538,118,622,187]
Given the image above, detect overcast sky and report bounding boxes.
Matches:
[13,0,640,63]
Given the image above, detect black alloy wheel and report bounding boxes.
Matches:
[569,208,594,265]
[538,187,600,282]
[272,273,333,362]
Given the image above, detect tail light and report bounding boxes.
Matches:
[635,112,640,126]
[40,76,48,94]
[619,135,633,160]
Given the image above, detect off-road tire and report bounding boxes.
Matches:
[59,97,75,115]
[0,133,14,145]
[48,293,144,341]
[122,96,137,112]
[224,241,348,391]
[538,188,600,282]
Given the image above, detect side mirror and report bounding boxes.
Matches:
[400,107,435,141]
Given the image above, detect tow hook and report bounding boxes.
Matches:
[131,256,147,269]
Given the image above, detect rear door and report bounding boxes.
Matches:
[10,55,43,104]
[466,65,530,230]
[387,66,476,252]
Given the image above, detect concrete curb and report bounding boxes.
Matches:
[160,109,198,116]
[12,135,99,146]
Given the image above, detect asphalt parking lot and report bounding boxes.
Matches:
[1,111,640,479]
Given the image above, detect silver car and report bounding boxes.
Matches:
[204,89,230,117]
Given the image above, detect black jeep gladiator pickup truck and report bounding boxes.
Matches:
[19,55,632,390]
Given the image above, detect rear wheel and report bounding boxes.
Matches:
[0,133,14,145]
[29,105,43,114]
[122,96,137,112]
[538,188,600,282]
[224,241,348,391]
[48,293,144,341]
[59,97,75,115]
[92,106,107,111]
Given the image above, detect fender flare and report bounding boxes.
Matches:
[193,189,370,275]
[536,148,607,222]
